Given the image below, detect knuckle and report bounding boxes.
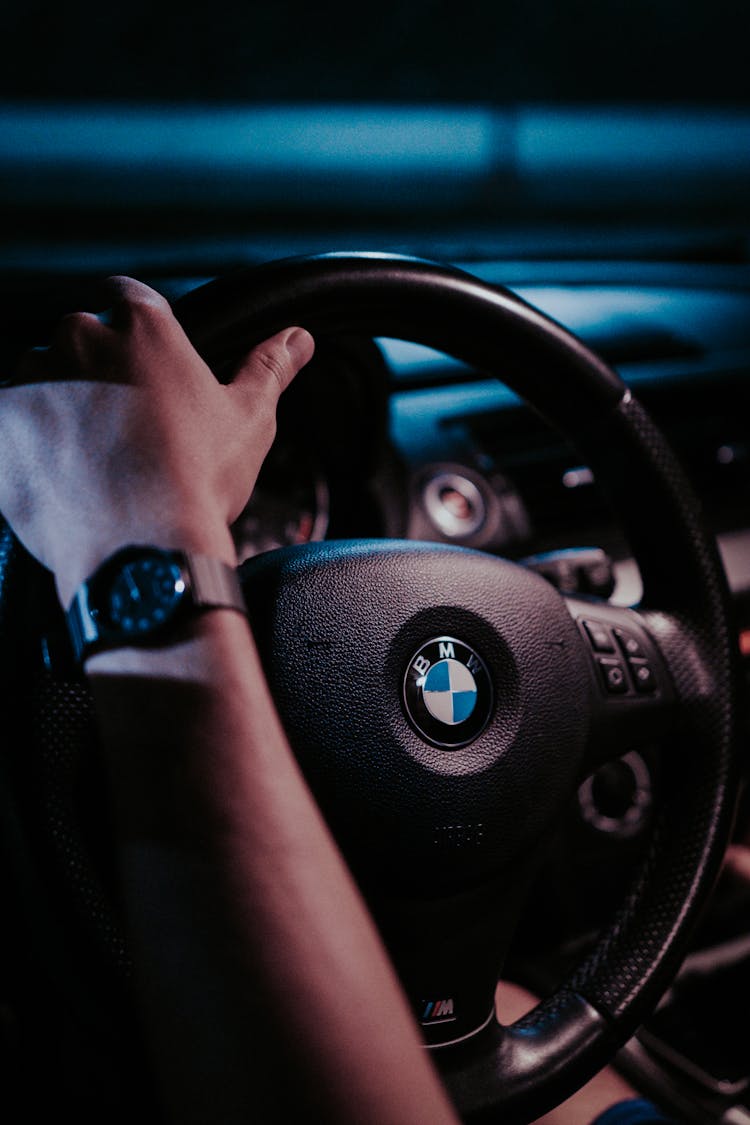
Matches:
[52,311,96,358]
[253,347,290,394]
[56,310,91,338]
[125,292,171,324]
[105,277,172,325]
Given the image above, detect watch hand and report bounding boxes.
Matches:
[125,568,141,601]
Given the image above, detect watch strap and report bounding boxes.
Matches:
[185,552,246,613]
[67,581,101,663]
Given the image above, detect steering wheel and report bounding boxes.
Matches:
[0,252,740,1124]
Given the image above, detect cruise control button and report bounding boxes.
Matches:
[583,620,615,653]
[597,657,629,694]
[615,629,645,659]
[629,658,657,693]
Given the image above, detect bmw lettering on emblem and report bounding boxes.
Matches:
[403,636,493,749]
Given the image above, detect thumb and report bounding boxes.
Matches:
[230,327,315,406]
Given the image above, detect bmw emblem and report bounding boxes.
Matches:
[402,636,493,749]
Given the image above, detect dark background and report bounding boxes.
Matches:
[2,0,749,104]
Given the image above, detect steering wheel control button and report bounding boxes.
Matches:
[614,628,645,659]
[582,619,616,653]
[629,658,657,693]
[596,656,629,694]
[403,636,493,749]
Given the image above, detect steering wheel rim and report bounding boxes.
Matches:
[0,252,740,1124]
[175,253,740,1121]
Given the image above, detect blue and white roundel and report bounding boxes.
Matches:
[422,658,478,726]
[402,635,493,749]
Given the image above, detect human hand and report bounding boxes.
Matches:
[0,276,314,606]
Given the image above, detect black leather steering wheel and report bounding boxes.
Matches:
[0,252,740,1124]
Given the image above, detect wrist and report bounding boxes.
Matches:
[55,523,238,611]
[84,603,253,677]
[65,542,247,666]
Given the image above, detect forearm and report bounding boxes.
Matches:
[0,288,456,1122]
[88,612,458,1125]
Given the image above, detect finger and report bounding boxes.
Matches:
[102,275,173,328]
[229,327,315,409]
[6,305,115,387]
[50,310,112,373]
[10,310,116,386]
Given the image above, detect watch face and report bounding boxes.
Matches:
[108,556,185,636]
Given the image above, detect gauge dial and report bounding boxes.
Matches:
[231,442,329,562]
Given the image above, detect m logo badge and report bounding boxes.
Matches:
[402,636,493,749]
[422,998,456,1024]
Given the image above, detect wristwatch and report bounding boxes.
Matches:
[66,545,247,663]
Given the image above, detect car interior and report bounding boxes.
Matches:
[1,4,750,1123]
